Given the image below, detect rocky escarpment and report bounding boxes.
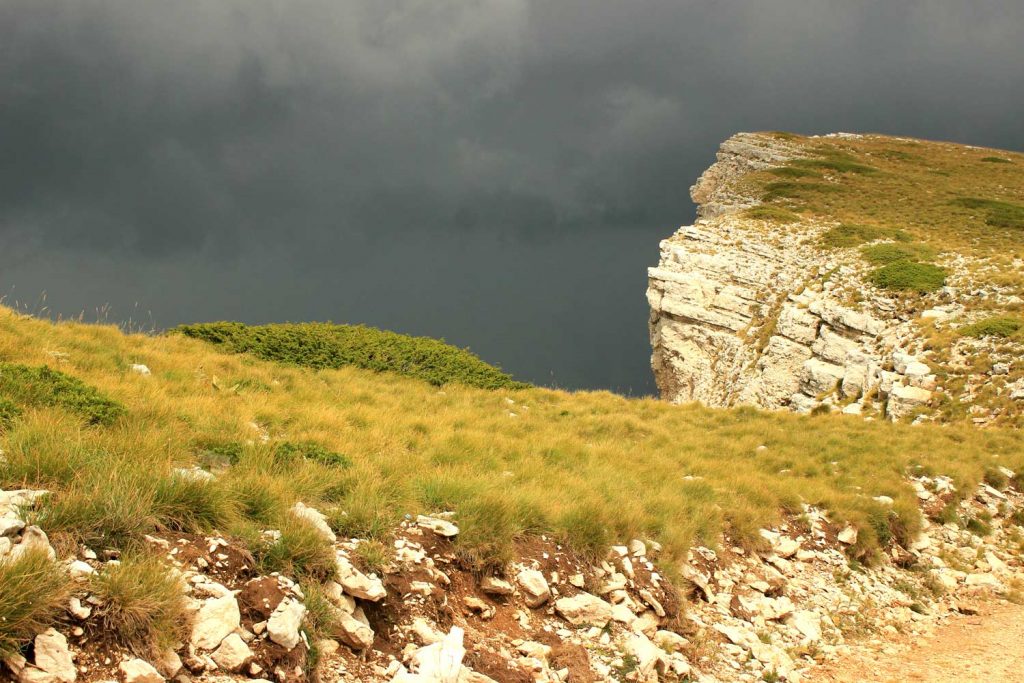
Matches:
[648,132,1023,421]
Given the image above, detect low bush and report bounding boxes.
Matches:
[275,441,352,469]
[743,206,801,223]
[820,223,911,249]
[741,204,802,223]
[959,316,1023,339]
[869,262,946,293]
[0,363,125,425]
[174,322,527,390]
[860,243,937,265]
[981,156,1012,164]
[951,197,1024,230]
[762,181,841,201]
[192,437,245,467]
[0,549,70,657]
[0,397,21,432]
[790,156,878,174]
[767,167,821,179]
[91,552,189,654]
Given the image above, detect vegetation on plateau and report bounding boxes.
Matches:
[174,321,526,390]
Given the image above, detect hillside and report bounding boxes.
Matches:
[3,134,1024,683]
[649,132,1024,426]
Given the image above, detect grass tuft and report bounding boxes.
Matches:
[0,549,70,657]
[91,552,189,655]
[256,515,338,581]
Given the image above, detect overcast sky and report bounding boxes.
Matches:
[2,1,1022,393]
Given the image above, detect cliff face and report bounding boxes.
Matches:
[647,132,1024,423]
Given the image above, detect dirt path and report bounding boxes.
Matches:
[807,602,1024,683]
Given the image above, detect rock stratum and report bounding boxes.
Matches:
[649,132,1024,424]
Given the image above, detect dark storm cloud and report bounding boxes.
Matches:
[1,1,1023,392]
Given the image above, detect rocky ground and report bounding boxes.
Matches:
[4,466,1024,683]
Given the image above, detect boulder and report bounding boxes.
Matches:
[515,569,550,608]
[336,555,387,601]
[800,358,845,396]
[291,502,336,543]
[118,659,163,683]
[416,515,459,538]
[267,598,306,650]
[554,593,613,628]
[888,384,932,420]
[480,576,514,596]
[336,609,375,650]
[190,595,240,650]
[212,634,253,672]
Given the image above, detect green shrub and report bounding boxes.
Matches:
[951,197,1024,229]
[0,363,125,425]
[192,437,245,466]
[0,549,70,657]
[0,397,21,432]
[959,316,1023,339]
[174,322,527,390]
[869,262,946,293]
[790,156,878,174]
[767,167,821,179]
[275,441,353,469]
[820,223,911,249]
[91,552,188,654]
[981,156,1012,164]
[860,243,937,265]
[763,181,841,201]
[742,206,801,223]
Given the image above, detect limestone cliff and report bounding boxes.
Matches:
[648,132,1024,423]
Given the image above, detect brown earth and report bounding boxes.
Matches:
[808,601,1024,683]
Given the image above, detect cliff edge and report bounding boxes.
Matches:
[648,132,1024,424]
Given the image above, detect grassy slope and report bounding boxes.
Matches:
[747,132,1024,258]
[742,132,1024,423]
[2,306,1022,573]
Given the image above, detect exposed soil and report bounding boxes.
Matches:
[808,602,1024,683]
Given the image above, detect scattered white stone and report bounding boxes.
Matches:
[291,502,336,542]
[212,634,253,672]
[118,659,163,683]
[516,569,551,608]
[267,598,306,650]
[555,593,613,628]
[190,595,241,650]
[33,629,76,683]
[416,515,459,538]
[336,554,387,601]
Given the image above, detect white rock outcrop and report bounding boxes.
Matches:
[647,133,952,420]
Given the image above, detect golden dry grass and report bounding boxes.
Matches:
[1,304,1022,573]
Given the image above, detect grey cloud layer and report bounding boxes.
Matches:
[1,0,1022,391]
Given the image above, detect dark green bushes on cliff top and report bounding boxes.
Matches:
[174,322,527,390]
[0,363,125,426]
